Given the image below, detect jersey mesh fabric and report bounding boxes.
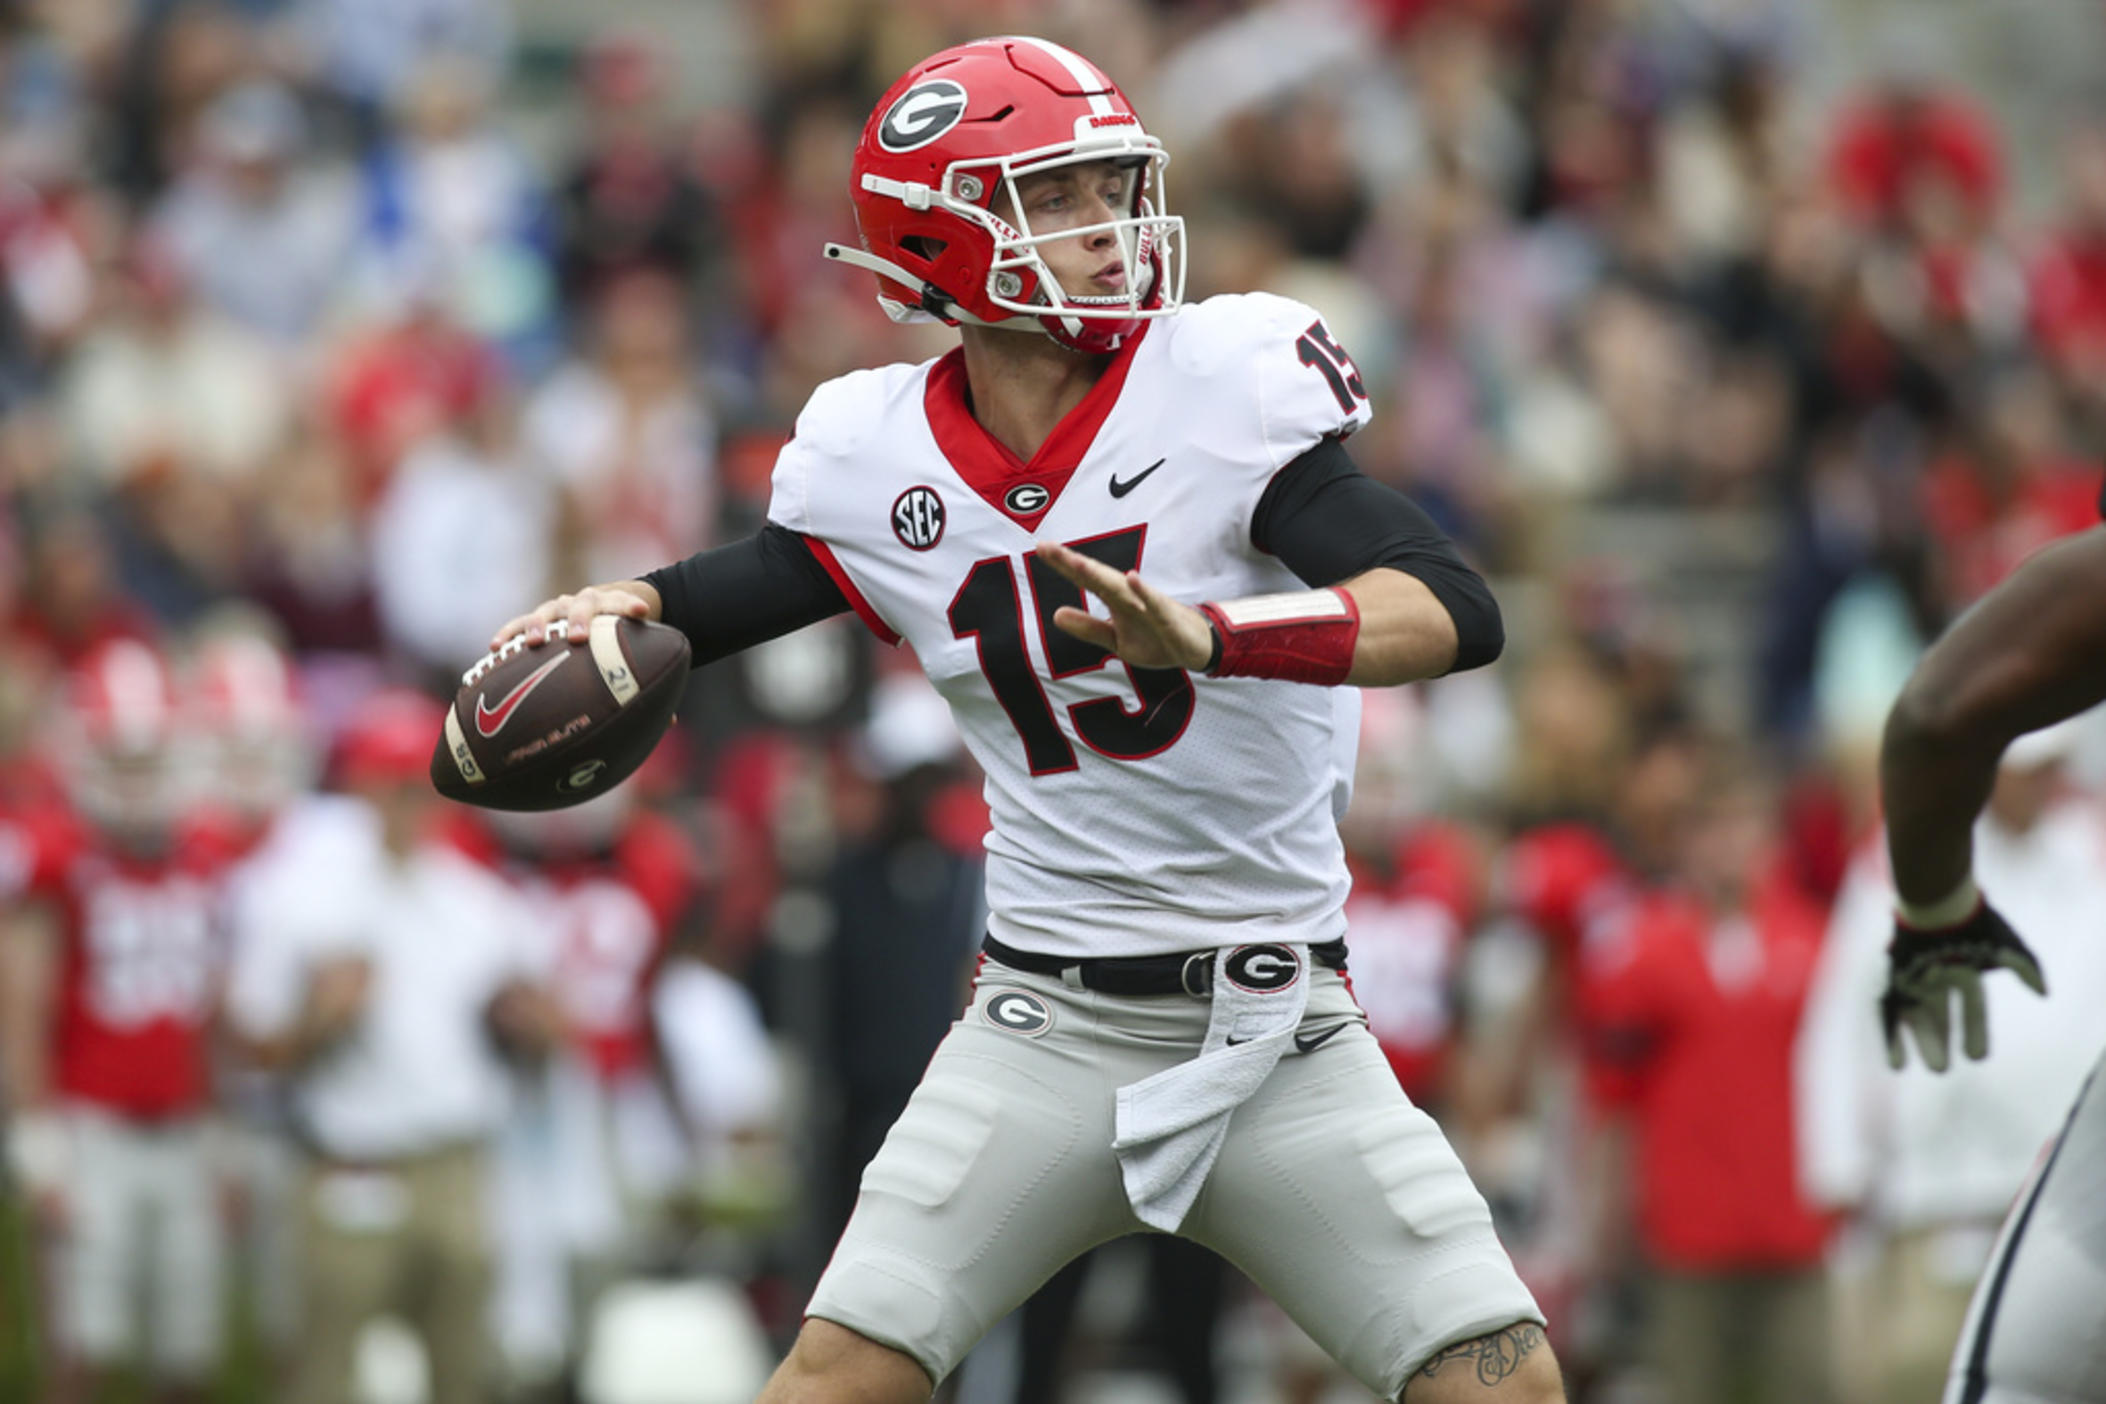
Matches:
[768,294,1373,959]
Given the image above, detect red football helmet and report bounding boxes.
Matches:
[60,638,189,833]
[826,36,1185,354]
[334,688,446,791]
[186,632,315,822]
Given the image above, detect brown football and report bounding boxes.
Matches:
[430,616,690,812]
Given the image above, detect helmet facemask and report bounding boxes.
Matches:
[841,131,1185,353]
[960,138,1184,350]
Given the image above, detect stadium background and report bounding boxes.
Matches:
[5,0,2106,1400]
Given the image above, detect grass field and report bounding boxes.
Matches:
[0,1189,273,1404]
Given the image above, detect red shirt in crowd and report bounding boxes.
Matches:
[1343,821,1480,1103]
[1827,92,2002,229]
[2029,231,2106,369]
[9,807,240,1120]
[1578,869,1832,1272]
[1504,821,1635,975]
[1920,451,2101,606]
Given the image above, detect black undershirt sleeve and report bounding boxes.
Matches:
[1250,437,1504,673]
[639,523,851,667]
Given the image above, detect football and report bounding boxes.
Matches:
[430,616,691,812]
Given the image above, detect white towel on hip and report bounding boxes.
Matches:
[1111,942,1311,1232]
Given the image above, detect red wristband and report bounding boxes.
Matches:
[1198,588,1361,685]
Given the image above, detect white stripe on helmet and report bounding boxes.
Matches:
[1005,35,1117,119]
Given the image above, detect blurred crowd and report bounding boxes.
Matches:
[3,0,2106,1401]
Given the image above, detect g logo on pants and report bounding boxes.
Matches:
[1224,944,1302,994]
[985,989,1053,1037]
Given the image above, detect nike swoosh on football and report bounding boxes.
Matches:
[474,652,570,738]
[1294,1023,1348,1054]
[1108,458,1166,498]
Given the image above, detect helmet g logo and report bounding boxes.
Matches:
[878,79,969,153]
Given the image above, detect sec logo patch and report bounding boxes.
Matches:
[892,486,946,550]
[984,988,1053,1037]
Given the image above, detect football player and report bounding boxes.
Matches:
[0,639,239,1404]
[494,38,1559,1404]
[471,785,703,1385]
[1877,515,2106,1404]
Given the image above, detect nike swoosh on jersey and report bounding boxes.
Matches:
[1293,1023,1348,1054]
[474,651,570,738]
[1108,458,1166,498]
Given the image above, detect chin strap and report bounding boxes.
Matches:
[822,243,1038,333]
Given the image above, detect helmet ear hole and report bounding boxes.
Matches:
[900,235,948,263]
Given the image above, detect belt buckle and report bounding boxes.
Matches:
[1180,951,1214,999]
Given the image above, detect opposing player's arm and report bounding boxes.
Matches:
[1037,437,1500,688]
[1878,525,2106,1071]
[491,525,851,662]
[1882,526,2106,907]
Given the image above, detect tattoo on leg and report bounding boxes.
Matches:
[1416,1323,1547,1387]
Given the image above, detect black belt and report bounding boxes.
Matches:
[981,934,1348,998]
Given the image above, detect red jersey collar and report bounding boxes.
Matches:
[922,323,1150,530]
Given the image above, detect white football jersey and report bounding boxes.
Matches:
[769,293,1375,958]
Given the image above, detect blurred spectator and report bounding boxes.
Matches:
[354,55,556,364]
[223,689,557,1404]
[1796,719,2106,1404]
[238,426,385,657]
[2029,118,2106,421]
[972,1238,1228,1404]
[817,672,983,1238]
[0,640,241,1404]
[554,33,721,307]
[523,269,718,587]
[322,286,497,495]
[1579,746,1833,1404]
[58,235,289,493]
[469,786,706,1391]
[368,372,552,684]
[293,0,512,133]
[188,623,319,1375]
[0,82,104,388]
[1919,368,2099,613]
[152,78,361,348]
[1336,694,1487,1110]
[10,503,155,664]
[650,947,785,1204]
[1825,34,2001,240]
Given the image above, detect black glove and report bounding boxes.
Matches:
[1881,899,2047,1073]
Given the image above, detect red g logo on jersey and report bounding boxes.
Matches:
[892,486,947,550]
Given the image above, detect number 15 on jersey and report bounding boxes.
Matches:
[947,526,1195,776]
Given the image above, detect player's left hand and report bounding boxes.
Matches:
[1881,899,2047,1073]
[1034,540,1214,672]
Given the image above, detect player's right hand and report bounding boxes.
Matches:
[491,583,656,652]
[1881,900,2047,1072]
